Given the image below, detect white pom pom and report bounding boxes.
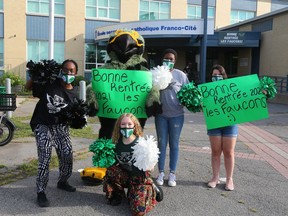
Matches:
[150,65,173,90]
[132,135,160,171]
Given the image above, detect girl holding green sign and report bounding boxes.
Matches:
[207,65,238,191]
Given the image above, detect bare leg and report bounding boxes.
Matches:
[222,136,237,190]
[208,136,222,188]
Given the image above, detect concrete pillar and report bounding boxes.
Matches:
[79,80,86,101]
[5,78,12,118]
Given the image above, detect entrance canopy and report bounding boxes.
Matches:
[95,19,215,41]
[94,20,260,48]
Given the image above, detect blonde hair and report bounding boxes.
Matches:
[112,113,143,143]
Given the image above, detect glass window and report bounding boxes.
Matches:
[85,44,96,70]
[187,5,215,19]
[0,39,3,68]
[27,0,65,16]
[208,7,215,18]
[27,40,64,63]
[85,44,110,70]
[53,42,65,63]
[85,0,120,20]
[0,0,3,11]
[55,0,65,15]
[99,8,108,17]
[139,0,170,20]
[99,0,108,7]
[86,7,97,17]
[230,10,255,24]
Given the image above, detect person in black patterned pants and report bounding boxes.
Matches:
[26,59,79,207]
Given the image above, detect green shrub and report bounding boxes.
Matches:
[73,75,91,86]
[0,72,25,87]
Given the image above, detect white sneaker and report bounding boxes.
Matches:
[156,172,165,186]
[168,173,176,187]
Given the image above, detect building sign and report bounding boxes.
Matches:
[95,19,215,41]
[218,32,245,46]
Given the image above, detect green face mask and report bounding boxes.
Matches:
[62,74,75,84]
[120,128,134,138]
[162,59,174,69]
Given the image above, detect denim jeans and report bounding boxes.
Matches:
[155,114,184,173]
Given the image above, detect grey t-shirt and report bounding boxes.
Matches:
[159,69,189,118]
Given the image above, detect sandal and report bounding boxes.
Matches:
[207,179,220,188]
[225,178,234,191]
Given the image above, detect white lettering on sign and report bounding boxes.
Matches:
[219,32,244,45]
[95,19,215,41]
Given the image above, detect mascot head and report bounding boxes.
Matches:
[107,29,145,63]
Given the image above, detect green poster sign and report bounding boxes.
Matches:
[91,69,152,119]
[198,74,269,129]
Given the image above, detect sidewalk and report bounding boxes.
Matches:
[0,97,287,216]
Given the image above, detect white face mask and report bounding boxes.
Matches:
[62,74,75,84]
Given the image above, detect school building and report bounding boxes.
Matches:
[1,0,288,95]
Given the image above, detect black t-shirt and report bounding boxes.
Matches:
[115,137,144,176]
[30,78,78,130]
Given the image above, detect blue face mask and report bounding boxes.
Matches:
[162,59,174,69]
[212,75,223,82]
[120,128,134,138]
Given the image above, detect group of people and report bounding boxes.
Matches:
[26,30,238,215]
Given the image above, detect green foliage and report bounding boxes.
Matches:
[70,124,96,139]
[11,116,34,139]
[73,75,91,86]
[0,72,25,87]
[0,156,59,185]
[11,115,98,139]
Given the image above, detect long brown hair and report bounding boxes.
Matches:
[112,113,143,143]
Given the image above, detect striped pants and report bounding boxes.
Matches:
[34,124,73,193]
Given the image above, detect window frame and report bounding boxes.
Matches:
[139,0,170,20]
[26,0,65,16]
[187,4,215,19]
[27,40,64,63]
[85,0,120,21]
[85,43,111,70]
[230,9,255,24]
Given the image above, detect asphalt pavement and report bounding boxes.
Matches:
[0,97,287,216]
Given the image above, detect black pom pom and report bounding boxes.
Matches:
[56,98,89,129]
[26,59,61,85]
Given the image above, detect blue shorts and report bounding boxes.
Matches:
[207,125,238,137]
